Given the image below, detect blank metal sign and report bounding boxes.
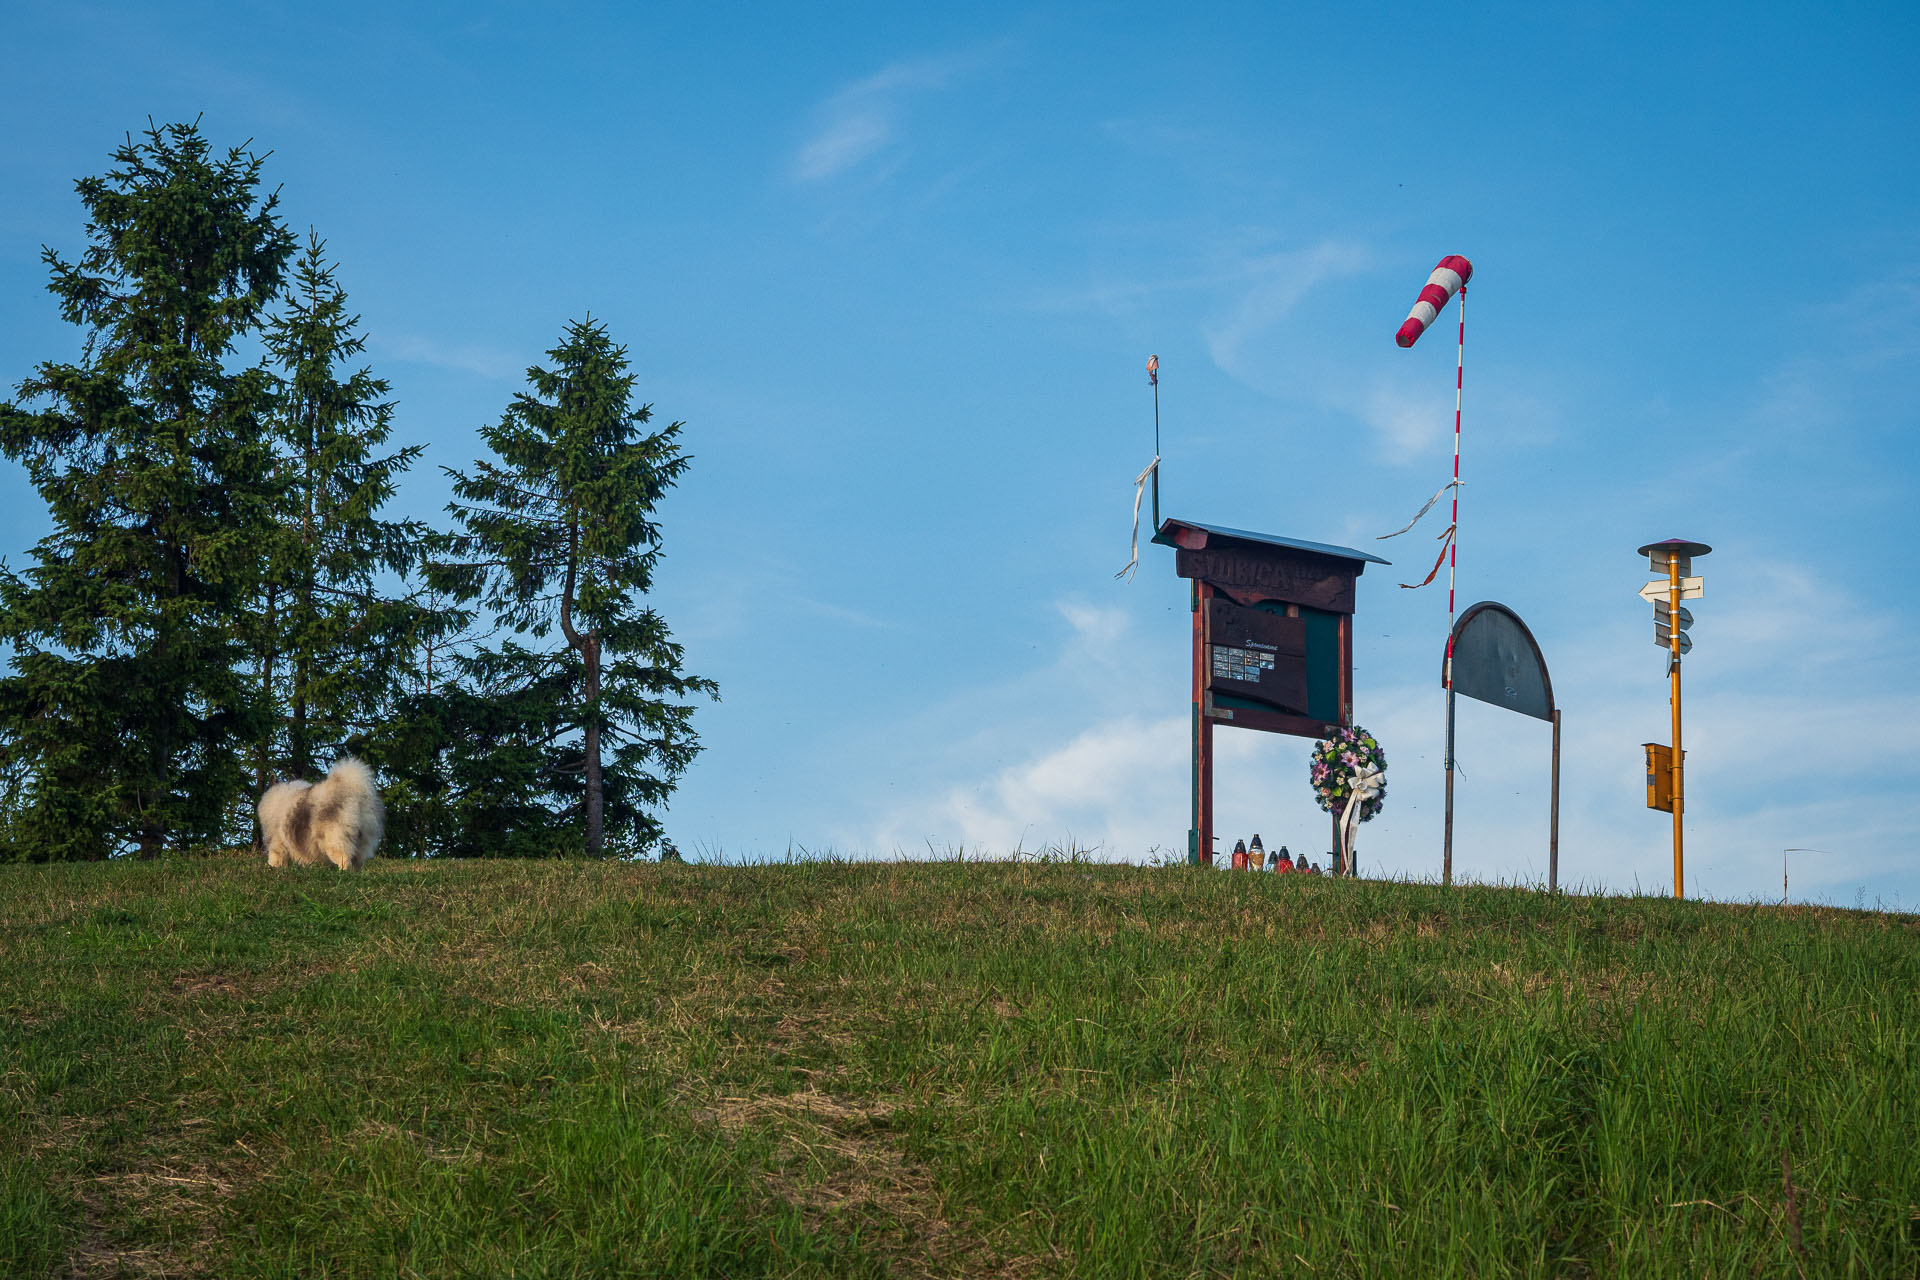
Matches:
[1447,602,1555,722]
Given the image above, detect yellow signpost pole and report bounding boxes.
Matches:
[1668,557,1683,898]
[1639,537,1708,898]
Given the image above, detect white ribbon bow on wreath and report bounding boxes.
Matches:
[1338,766,1385,876]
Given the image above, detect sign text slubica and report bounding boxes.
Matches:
[1176,548,1354,613]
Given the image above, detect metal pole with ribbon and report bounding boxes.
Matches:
[1116,355,1163,581]
[1149,353,1161,531]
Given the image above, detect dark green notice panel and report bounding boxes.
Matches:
[1301,606,1341,723]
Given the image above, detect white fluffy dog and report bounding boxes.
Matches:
[259,758,386,871]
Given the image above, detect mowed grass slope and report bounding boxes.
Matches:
[2,858,1916,1278]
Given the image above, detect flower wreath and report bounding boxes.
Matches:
[1310,725,1387,822]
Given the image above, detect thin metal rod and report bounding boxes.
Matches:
[1443,692,1455,886]
[1151,381,1161,532]
[1781,849,1834,904]
[1442,285,1465,887]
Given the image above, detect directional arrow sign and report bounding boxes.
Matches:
[1654,627,1693,654]
[1639,577,1705,603]
[1654,602,1695,630]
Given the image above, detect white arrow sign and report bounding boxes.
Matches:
[1654,629,1693,654]
[1639,577,1705,603]
[1654,602,1695,630]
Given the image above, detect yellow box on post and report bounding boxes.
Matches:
[1644,743,1675,812]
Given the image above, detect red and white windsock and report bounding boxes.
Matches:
[1395,255,1473,348]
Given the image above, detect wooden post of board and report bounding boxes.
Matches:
[1190,579,1201,865]
[1338,614,1353,726]
[1340,612,1354,876]
[1190,580,1215,865]
[1199,583,1215,865]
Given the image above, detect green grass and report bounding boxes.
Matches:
[2,857,1916,1278]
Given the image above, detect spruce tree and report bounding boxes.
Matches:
[255,231,428,786]
[433,318,715,856]
[0,122,295,859]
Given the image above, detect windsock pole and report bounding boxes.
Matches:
[1442,286,1465,886]
[1395,253,1473,888]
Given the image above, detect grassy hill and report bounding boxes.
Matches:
[2,857,1916,1278]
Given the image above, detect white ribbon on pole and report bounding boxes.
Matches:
[1338,766,1385,876]
[1378,480,1463,540]
[1115,455,1161,581]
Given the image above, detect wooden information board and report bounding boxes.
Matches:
[1152,518,1388,866]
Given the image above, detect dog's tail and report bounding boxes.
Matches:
[315,757,387,864]
[324,757,376,798]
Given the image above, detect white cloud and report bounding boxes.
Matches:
[1019,235,1496,465]
[794,111,894,183]
[1732,264,1920,449]
[854,595,1186,860]
[790,593,904,631]
[1355,380,1449,463]
[790,48,998,184]
[1201,240,1374,379]
[373,333,522,380]
[872,714,1189,860]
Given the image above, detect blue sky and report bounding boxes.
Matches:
[3,2,1916,905]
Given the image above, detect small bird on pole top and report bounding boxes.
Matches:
[1146,353,1158,386]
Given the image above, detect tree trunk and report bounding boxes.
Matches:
[291,660,309,779]
[293,419,315,779]
[584,632,603,856]
[255,586,279,849]
[139,533,189,858]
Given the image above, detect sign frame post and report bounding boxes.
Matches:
[1550,707,1561,892]
[1441,601,1559,890]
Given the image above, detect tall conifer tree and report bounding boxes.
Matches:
[433,318,714,856]
[0,122,294,859]
[255,232,427,785]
